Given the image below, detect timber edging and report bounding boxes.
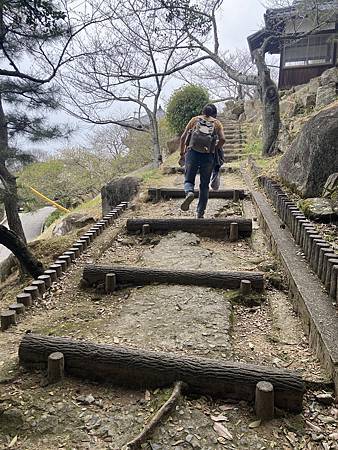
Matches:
[148,187,247,202]
[0,202,129,333]
[242,167,338,396]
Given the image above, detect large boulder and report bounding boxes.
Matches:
[101,176,139,215]
[53,213,95,236]
[299,198,338,222]
[278,105,338,198]
[315,83,336,108]
[323,173,338,199]
[166,136,180,155]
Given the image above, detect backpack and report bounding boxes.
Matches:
[188,117,217,153]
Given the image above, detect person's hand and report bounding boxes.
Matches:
[178,155,185,167]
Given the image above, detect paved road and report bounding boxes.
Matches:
[0,206,55,263]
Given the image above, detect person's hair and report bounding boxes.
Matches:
[202,103,217,118]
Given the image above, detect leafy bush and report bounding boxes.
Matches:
[44,210,64,229]
[166,85,209,135]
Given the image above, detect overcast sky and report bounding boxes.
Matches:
[39,0,267,153]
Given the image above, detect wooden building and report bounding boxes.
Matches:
[248,2,338,90]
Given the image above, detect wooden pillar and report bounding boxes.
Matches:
[105,273,116,293]
[48,352,64,384]
[255,381,274,421]
[229,222,239,242]
[1,310,16,331]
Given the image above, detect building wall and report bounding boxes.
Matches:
[279,64,334,90]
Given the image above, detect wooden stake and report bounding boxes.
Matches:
[229,222,239,242]
[37,274,52,289]
[58,254,71,267]
[69,247,80,258]
[142,224,151,235]
[31,280,46,295]
[63,251,76,262]
[105,273,116,293]
[325,258,338,291]
[54,259,67,272]
[17,293,32,308]
[9,303,25,315]
[47,352,64,384]
[329,265,338,299]
[23,285,40,300]
[255,381,274,421]
[240,280,252,296]
[233,190,240,202]
[44,269,57,283]
[1,310,16,331]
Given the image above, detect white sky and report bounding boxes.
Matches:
[36,0,267,153]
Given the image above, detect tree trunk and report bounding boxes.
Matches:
[0,225,44,278]
[0,95,26,242]
[126,218,252,238]
[150,116,162,168]
[253,50,280,157]
[82,265,265,291]
[19,334,305,412]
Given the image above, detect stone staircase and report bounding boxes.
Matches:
[218,117,248,164]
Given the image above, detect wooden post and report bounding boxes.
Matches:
[69,247,80,258]
[233,190,240,202]
[73,242,84,253]
[31,280,46,295]
[314,243,330,275]
[47,352,64,384]
[44,269,57,283]
[17,293,32,308]
[1,310,16,331]
[307,234,320,261]
[154,189,162,203]
[58,254,71,267]
[23,285,40,300]
[321,252,337,283]
[38,274,52,289]
[240,280,252,296]
[255,381,274,421]
[63,251,76,262]
[325,258,338,291]
[229,222,239,242]
[78,239,88,250]
[82,233,94,243]
[80,235,91,246]
[329,265,338,299]
[310,239,325,270]
[142,224,151,236]
[9,303,25,315]
[105,273,116,293]
[49,263,63,278]
[54,259,67,272]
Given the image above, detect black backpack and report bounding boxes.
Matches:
[188,117,217,153]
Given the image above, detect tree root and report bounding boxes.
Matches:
[125,381,186,450]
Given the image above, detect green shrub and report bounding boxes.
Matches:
[44,210,64,229]
[166,85,209,135]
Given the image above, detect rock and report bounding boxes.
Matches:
[280,99,298,117]
[244,99,262,122]
[301,93,316,110]
[320,67,338,86]
[299,198,338,221]
[101,176,139,215]
[77,394,95,405]
[315,83,336,108]
[53,213,95,236]
[278,105,338,197]
[323,173,338,199]
[315,393,334,406]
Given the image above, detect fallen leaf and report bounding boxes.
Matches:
[144,390,151,401]
[249,420,261,429]
[219,404,235,411]
[213,422,233,440]
[8,436,17,448]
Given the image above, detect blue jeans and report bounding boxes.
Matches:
[184,149,214,215]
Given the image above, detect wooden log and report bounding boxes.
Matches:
[127,218,252,239]
[63,251,76,262]
[105,273,116,293]
[38,274,51,289]
[48,352,64,384]
[17,293,32,308]
[78,239,88,250]
[83,265,265,291]
[1,310,16,331]
[229,222,239,242]
[23,285,40,300]
[44,269,57,283]
[72,242,84,253]
[240,280,252,296]
[255,381,274,421]
[54,259,67,272]
[58,255,71,267]
[18,334,305,412]
[69,247,80,258]
[9,303,25,315]
[49,263,63,278]
[31,280,46,295]
[148,188,245,200]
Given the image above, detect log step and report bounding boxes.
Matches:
[82,265,264,291]
[126,218,252,239]
[19,334,305,412]
[148,188,246,201]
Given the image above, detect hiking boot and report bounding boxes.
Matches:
[180,191,194,211]
[196,212,204,219]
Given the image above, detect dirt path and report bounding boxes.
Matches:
[0,171,337,450]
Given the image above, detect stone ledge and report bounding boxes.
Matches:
[243,170,338,395]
